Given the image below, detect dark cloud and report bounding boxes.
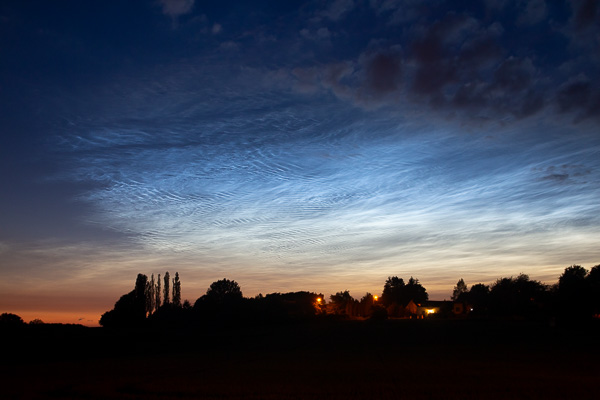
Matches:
[407,11,546,120]
[488,57,545,118]
[411,22,454,97]
[361,51,403,95]
[289,48,403,106]
[574,0,599,30]
[326,1,597,123]
[493,57,534,91]
[535,164,593,183]
[516,0,547,26]
[542,173,569,182]
[558,79,591,112]
[457,36,504,70]
[517,90,545,118]
[557,77,600,120]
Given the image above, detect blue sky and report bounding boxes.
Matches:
[1,0,599,324]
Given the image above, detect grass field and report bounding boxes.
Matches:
[1,319,598,399]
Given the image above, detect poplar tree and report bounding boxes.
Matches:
[164,271,171,305]
[156,273,162,311]
[134,274,148,318]
[147,274,156,315]
[173,272,181,307]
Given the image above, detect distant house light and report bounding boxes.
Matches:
[426,309,435,314]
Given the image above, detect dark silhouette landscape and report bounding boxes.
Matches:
[2,264,599,399]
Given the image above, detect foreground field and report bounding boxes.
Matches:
[1,319,598,399]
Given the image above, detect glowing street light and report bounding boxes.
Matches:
[373,295,378,301]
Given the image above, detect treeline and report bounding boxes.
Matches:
[327,276,428,319]
[450,264,600,322]
[99,275,327,327]
[95,263,600,328]
[98,274,431,327]
[99,272,185,327]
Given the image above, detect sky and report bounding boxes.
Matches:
[1,0,599,325]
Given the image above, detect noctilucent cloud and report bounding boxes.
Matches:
[1,0,599,324]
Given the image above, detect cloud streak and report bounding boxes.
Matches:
[41,60,600,301]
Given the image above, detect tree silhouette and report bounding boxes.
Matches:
[156,273,162,311]
[381,276,405,307]
[0,313,25,327]
[452,279,468,301]
[465,283,490,314]
[559,265,588,289]
[100,291,138,327]
[329,290,354,315]
[193,278,244,322]
[100,274,153,327]
[405,277,428,303]
[557,265,590,320]
[381,276,428,314]
[489,274,547,318]
[172,272,181,307]
[134,273,148,317]
[147,274,156,315]
[204,278,242,303]
[256,291,324,321]
[163,271,171,305]
[588,265,600,317]
[359,293,375,317]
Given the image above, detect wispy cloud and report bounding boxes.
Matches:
[158,0,195,18]
[41,60,600,300]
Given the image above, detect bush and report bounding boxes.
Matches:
[0,313,25,328]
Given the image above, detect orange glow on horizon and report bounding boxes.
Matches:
[4,310,102,327]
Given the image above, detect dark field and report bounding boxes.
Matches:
[1,319,598,400]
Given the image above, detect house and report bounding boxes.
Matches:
[405,300,418,315]
[452,302,474,316]
[415,301,452,317]
[388,300,452,318]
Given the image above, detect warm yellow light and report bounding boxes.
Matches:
[373,295,378,301]
[316,298,322,303]
[427,309,435,314]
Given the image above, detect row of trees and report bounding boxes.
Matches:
[99,274,431,326]
[143,271,182,312]
[99,272,184,327]
[328,276,428,318]
[451,264,600,321]
[100,275,327,327]
[98,264,600,327]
